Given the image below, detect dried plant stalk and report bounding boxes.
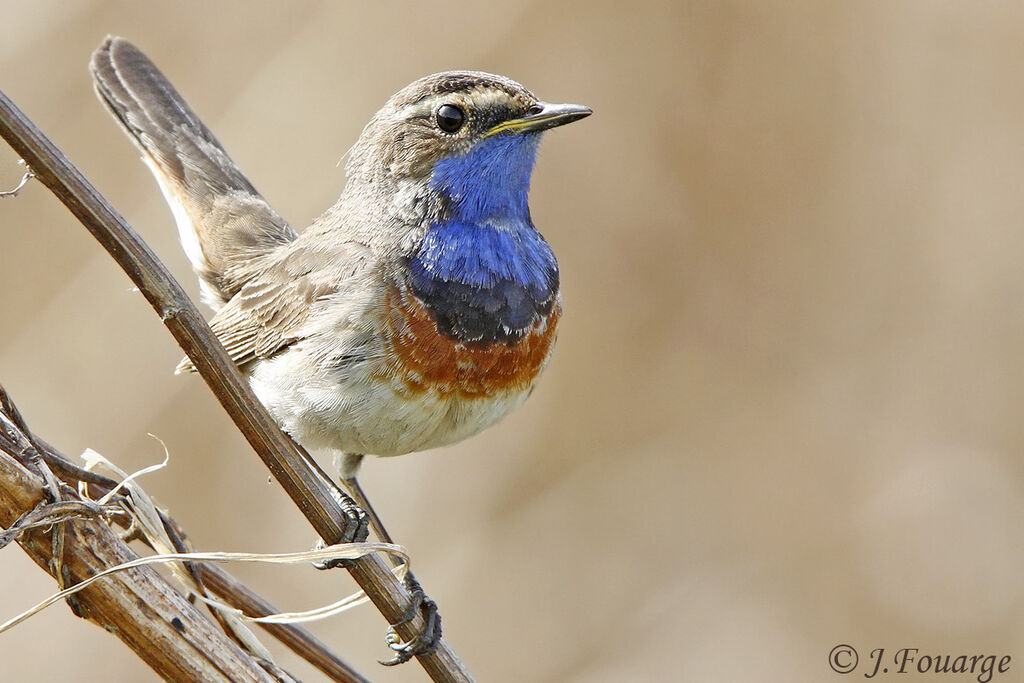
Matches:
[0,443,278,681]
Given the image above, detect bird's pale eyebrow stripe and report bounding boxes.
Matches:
[468,88,520,108]
[412,86,524,110]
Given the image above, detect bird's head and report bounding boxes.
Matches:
[344,71,591,226]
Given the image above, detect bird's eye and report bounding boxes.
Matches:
[436,104,465,133]
[527,104,544,116]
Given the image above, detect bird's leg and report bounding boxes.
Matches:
[339,456,397,547]
[338,453,442,664]
[310,486,369,569]
[380,573,442,665]
[333,485,370,544]
[309,452,369,570]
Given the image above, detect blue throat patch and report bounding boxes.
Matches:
[410,134,559,344]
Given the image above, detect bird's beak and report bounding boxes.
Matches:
[485,102,592,137]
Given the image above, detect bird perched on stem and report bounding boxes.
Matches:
[89,36,588,577]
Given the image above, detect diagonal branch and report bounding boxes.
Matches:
[0,87,472,681]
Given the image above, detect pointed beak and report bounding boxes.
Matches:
[484,102,592,137]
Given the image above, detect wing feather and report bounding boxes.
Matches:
[176,242,378,372]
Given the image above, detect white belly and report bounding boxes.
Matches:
[246,345,530,457]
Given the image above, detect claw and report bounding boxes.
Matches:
[311,539,350,570]
[340,494,370,544]
[311,491,370,570]
[379,575,442,666]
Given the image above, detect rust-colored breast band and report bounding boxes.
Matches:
[376,288,559,398]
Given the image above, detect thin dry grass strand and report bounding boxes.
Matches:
[0,544,408,635]
[0,159,34,197]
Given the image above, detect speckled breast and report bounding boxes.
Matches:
[374,285,560,399]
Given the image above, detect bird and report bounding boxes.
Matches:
[89,37,590,547]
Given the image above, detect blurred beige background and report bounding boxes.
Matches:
[3,1,1024,681]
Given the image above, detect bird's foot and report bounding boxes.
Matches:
[312,490,369,570]
[380,575,442,665]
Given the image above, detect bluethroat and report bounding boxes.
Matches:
[89,37,590,544]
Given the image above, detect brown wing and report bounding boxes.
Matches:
[176,242,377,373]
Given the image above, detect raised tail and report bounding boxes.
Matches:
[90,36,296,308]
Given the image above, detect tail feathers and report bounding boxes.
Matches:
[90,36,296,308]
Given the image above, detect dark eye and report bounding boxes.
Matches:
[527,104,544,116]
[436,104,465,133]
